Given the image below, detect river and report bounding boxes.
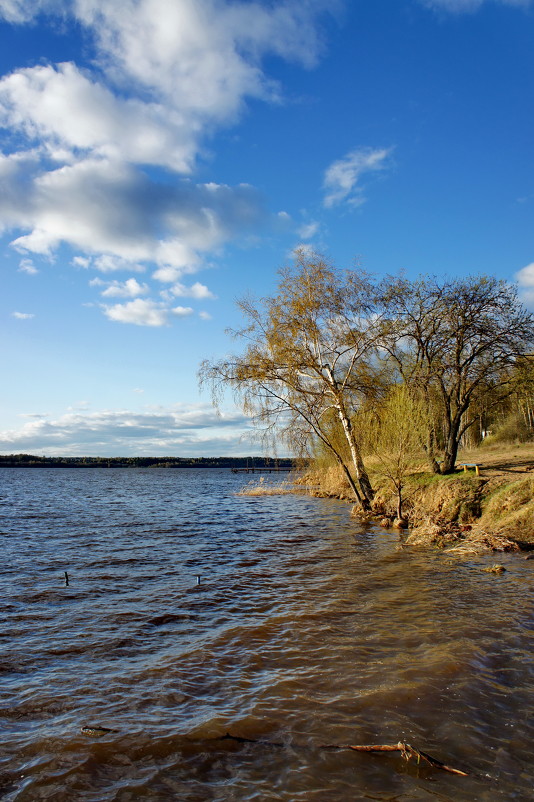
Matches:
[0,467,532,801]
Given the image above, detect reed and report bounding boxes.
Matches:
[235,477,296,496]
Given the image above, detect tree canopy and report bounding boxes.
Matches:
[200,251,534,506]
[199,251,390,507]
[380,274,534,472]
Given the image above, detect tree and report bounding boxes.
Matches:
[199,251,387,508]
[381,275,534,473]
[364,384,428,521]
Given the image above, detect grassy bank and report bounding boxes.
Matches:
[303,442,534,556]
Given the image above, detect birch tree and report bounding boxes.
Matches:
[199,251,387,508]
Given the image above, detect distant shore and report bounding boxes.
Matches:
[0,454,296,470]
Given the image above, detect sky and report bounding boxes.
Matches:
[1,0,533,457]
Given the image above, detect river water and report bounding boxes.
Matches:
[0,467,532,801]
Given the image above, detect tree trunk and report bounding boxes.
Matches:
[336,406,374,508]
[423,426,441,474]
[338,460,363,505]
[441,429,460,474]
[396,486,403,520]
[324,367,374,508]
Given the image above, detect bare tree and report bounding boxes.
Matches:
[199,251,387,508]
[381,275,534,473]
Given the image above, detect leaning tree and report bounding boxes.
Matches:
[199,251,388,508]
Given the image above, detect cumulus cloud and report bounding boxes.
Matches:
[170,281,217,300]
[84,255,145,273]
[515,262,534,304]
[323,146,393,208]
[171,305,195,317]
[0,0,335,288]
[72,0,330,112]
[94,278,150,298]
[12,310,34,318]
[0,62,198,171]
[0,403,258,456]
[0,1,332,156]
[103,298,175,326]
[0,154,264,272]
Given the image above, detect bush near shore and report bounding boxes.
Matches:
[303,442,534,555]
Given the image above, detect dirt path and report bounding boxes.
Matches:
[458,442,534,478]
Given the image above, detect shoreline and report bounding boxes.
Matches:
[299,443,534,558]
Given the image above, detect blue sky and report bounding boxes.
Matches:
[1,0,533,456]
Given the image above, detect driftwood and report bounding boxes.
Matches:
[221,733,468,776]
[338,741,469,776]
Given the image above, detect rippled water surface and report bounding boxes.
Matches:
[0,467,533,801]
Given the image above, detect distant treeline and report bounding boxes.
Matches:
[0,454,296,469]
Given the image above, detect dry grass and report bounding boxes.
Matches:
[301,464,356,500]
[235,477,297,496]
[477,475,534,540]
[287,443,534,553]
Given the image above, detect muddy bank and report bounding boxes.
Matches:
[302,463,534,557]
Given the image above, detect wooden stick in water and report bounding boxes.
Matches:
[342,741,469,776]
[222,733,468,776]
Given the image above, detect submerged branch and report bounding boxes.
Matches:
[219,733,469,776]
[338,741,469,776]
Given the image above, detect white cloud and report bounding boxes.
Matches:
[323,146,393,208]
[101,297,194,326]
[72,255,91,268]
[0,0,336,294]
[199,310,212,320]
[0,0,57,23]
[12,310,34,318]
[297,220,319,239]
[515,262,534,304]
[170,281,216,299]
[0,403,259,456]
[73,0,330,115]
[99,278,149,298]
[0,3,332,169]
[171,305,194,317]
[0,154,263,271]
[0,62,201,172]
[103,298,172,326]
[90,255,146,274]
[18,257,38,274]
